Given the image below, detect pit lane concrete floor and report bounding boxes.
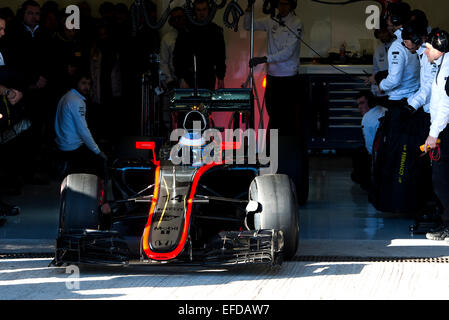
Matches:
[0,155,449,300]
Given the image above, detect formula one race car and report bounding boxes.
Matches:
[53,89,299,268]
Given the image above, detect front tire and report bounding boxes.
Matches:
[249,174,299,260]
[58,174,103,234]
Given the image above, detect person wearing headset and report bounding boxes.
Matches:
[378,2,420,104]
[402,16,436,117]
[423,30,449,241]
[400,20,439,218]
[244,0,303,136]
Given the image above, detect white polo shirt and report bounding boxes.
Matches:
[244,12,303,77]
[429,53,449,138]
[362,106,387,155]
[407,46,438,113]
[379,29,420,101]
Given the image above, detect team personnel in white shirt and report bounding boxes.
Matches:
[402,19,438,115]
[422,30,449,240]
[378,2,420,103]
[244,0,308,205]
[400,19,438,214]
[244,0,303,136]
[352,91,386,190]
[368,25,394,97]
[370,3,430,214]
[356,91,387,156]
[373,28,394,77]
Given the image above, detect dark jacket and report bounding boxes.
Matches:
[173,22,226,91]
[4,22,50,83]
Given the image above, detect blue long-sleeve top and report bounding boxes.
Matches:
[54,89,100,154]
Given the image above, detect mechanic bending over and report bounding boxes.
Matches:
[400,18,438,208]
[54,71,107,178]
[244,0,303,137]
[423,30,449,241]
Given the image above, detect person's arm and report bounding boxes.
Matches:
[379,44,406,92]
[266,40,298,64]
[408,61,438,110]
[266,21,303,64]
[69,101,101,155]
[429,92,449,140]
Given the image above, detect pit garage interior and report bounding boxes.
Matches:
[1,0,449,262]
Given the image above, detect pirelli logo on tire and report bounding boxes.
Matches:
[398,145,407,184]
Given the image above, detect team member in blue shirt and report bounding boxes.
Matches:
[54,71,107,178]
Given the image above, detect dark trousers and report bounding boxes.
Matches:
[432,127,449,223]
[351,146,372,190]
[60,145,105,179]
[265,74,309,204]
[265,74,302,137]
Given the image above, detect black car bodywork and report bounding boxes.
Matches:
[53,89,297,268]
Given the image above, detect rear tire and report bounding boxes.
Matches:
[59,174,103,234]
[249,174,299,260]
